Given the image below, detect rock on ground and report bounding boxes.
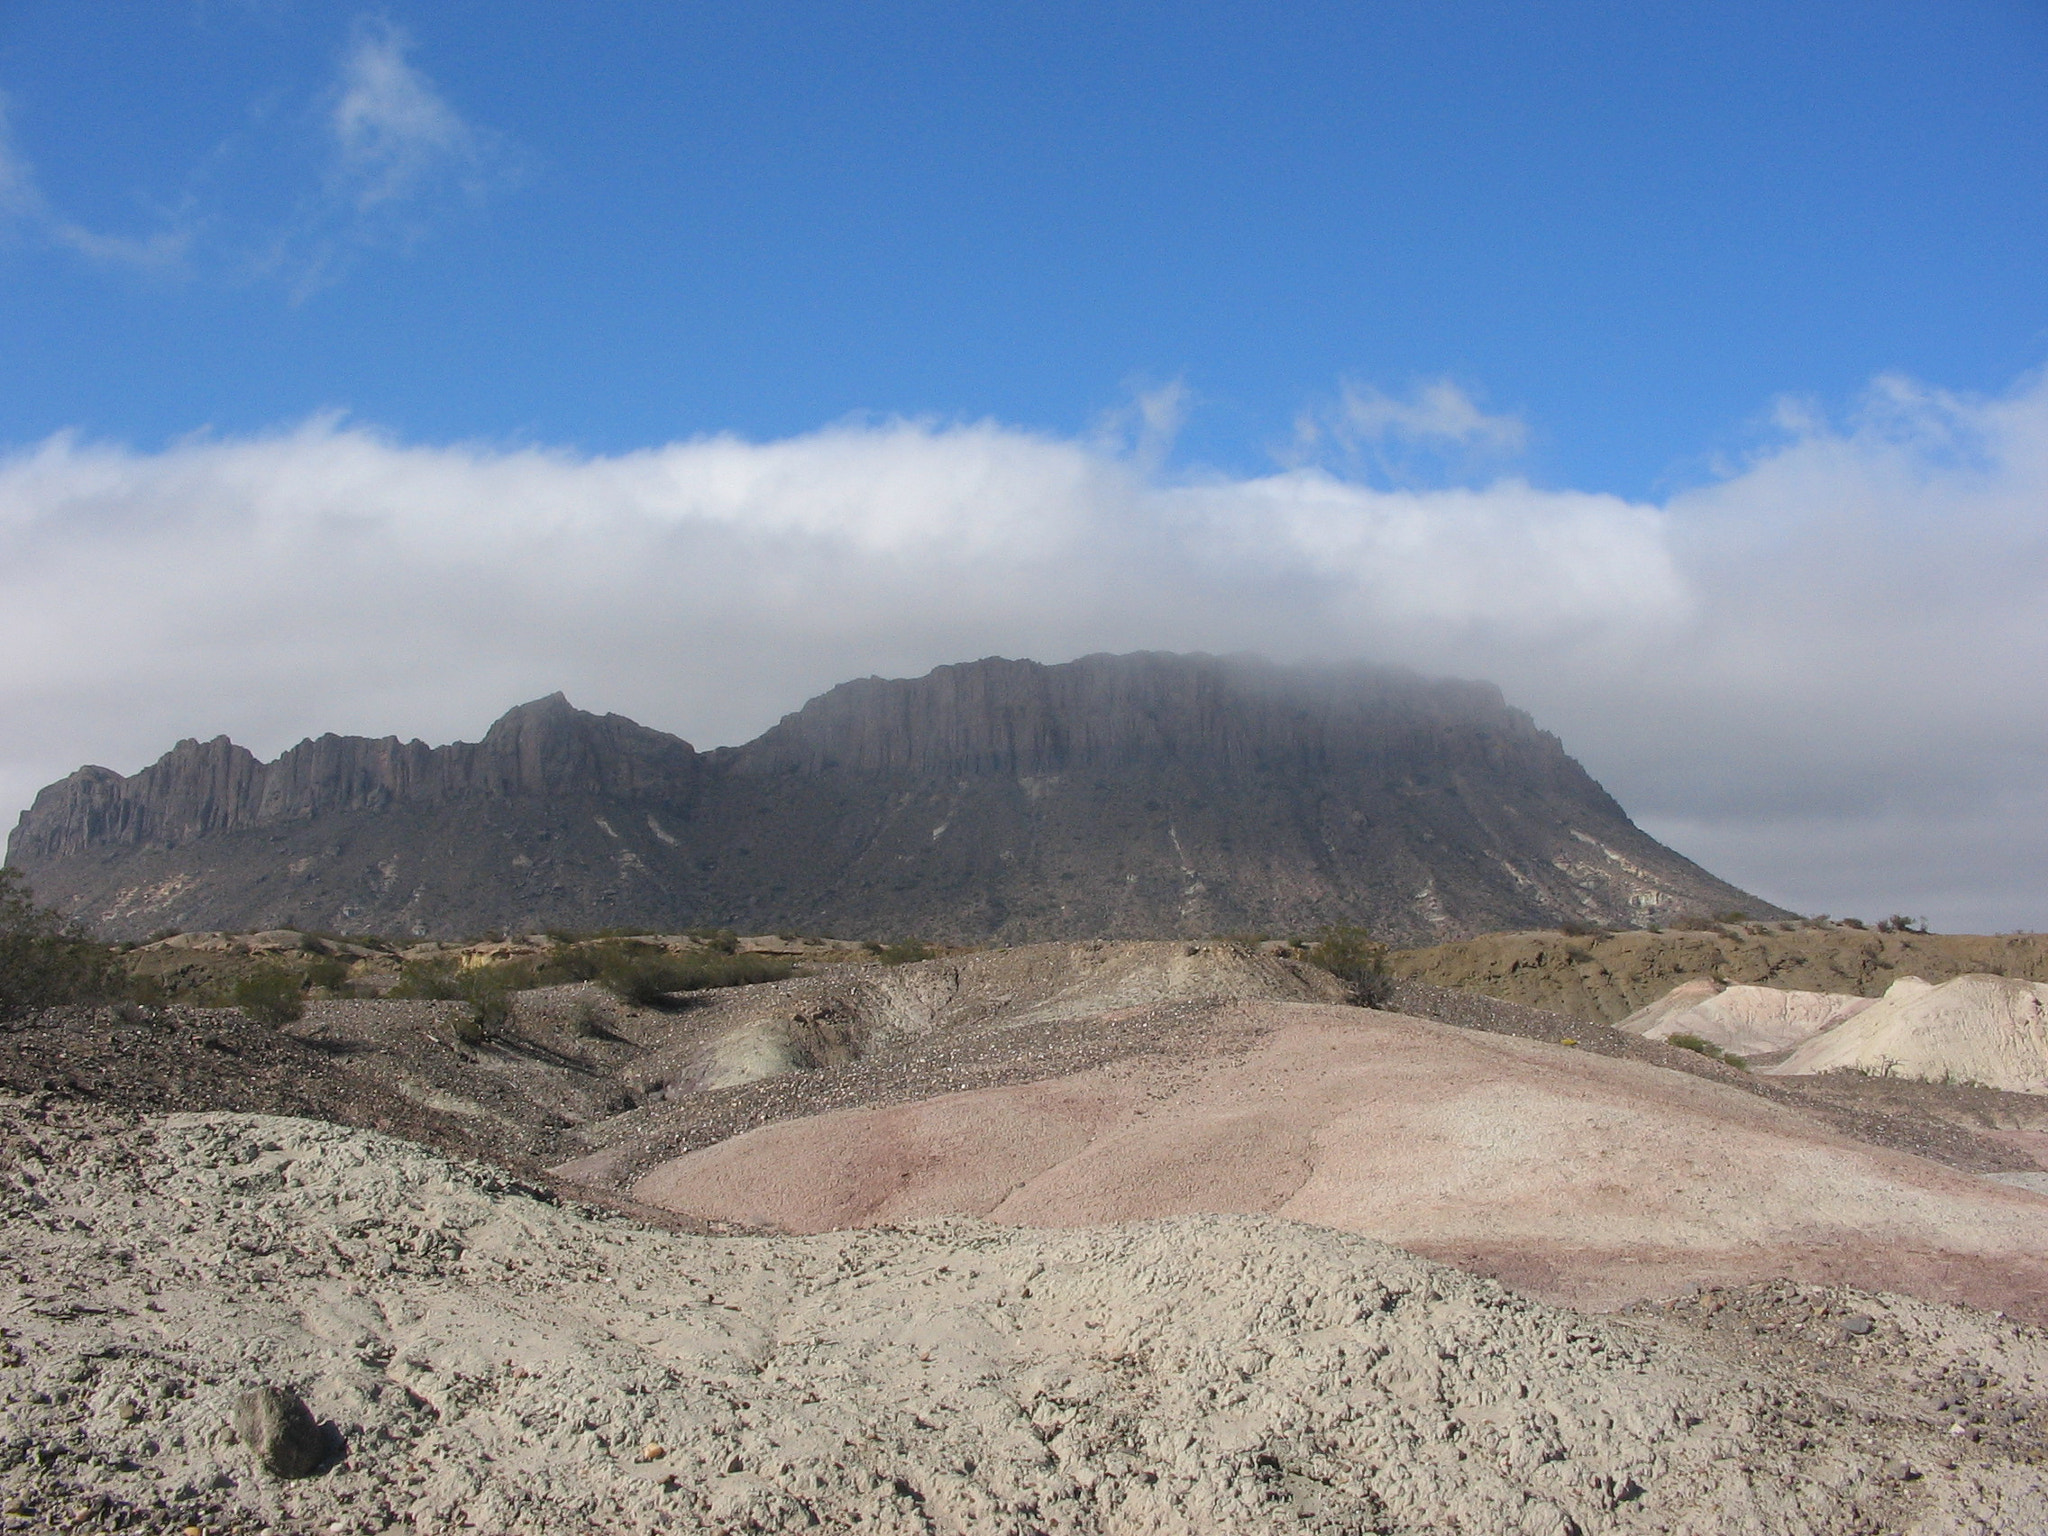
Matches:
[2,1094,2046,1535]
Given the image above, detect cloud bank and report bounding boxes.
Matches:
[4,370,2046,931]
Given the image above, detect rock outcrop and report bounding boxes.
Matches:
[7,651,1778,941]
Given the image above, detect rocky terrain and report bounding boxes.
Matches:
[7,652,1777,944]
[5,1096,2047,1535]
[1389,922,2048,1024]
[7,933,2048,1530]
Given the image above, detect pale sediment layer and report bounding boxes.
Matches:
[4,1097,2045,1534]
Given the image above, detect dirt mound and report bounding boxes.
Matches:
[1771,974,2048,1094]
[626,1002,2048,1322]
[626,940,1345,1095]
[1617,980,1873,1057]
[1391,924,2048,1023]
[5,1097,2045,1534]
[0,990,656,1174]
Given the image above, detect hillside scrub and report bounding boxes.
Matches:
[390,940,794,1025]
[230,966,307,1026]
[1305,925,1394,1007]
[0,868,126,1018]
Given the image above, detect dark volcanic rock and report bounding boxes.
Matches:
[6,652,1779,942]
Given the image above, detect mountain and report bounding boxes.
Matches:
[5,652,1782,942]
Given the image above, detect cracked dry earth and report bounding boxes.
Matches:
[3,1098,2047,1535]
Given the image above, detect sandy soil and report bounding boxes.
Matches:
[626,1004,2048,1322]
[5,1096,2046,1535]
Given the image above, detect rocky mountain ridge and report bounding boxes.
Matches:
[7,651,1779,942]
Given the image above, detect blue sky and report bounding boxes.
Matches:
[5,2,2048,930]
[6,1,2044,490]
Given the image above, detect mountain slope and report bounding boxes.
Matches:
[7,652,1779,941]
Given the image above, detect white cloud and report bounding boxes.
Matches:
[328,18,493,215]
[4,367,2047,931]
[0,24,513,292]
[1289,379,1528,483]
[258,19,513,295]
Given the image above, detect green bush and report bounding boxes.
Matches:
[0,868,126,1019]
[232,966,306,1025]
[872,939,935,967]
[392,957,531,1036]
[1664,1031,1746,1069]
[1304,925,1393,1008]
[386,939,794,1025]
[303,956,353,995]
[593,946,792,1006]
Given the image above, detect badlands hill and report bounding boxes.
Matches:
[1390,920,2048,1024]
[7,651,1776,942]
[6,937,2048,1531]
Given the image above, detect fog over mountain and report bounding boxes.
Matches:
[4,366,2046,931]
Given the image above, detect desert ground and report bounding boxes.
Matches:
[4,928,2046,1531]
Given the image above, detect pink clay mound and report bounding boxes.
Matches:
[633,1001,2048,1320]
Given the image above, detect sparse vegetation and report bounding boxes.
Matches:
[1665,1031,1747,1069]
[871,939,935,967]
[0,868,126,1018]
[1877,915,1931,935]
[230,966,306,1025]
[1305,925,1394,1008]
[302,956,353,995]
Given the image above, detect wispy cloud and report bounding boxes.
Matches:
[1289,379,1529,484]
[4,367,2046,930]
[0,20,515,294]
[329,18,497,215]
[262,18,514,295]
[0,100,41,224]
[0,94,188,272]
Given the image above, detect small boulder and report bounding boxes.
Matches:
[232,1385,327,1478]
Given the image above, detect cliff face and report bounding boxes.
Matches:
[12,694,700,864]
[7,653,1781,942]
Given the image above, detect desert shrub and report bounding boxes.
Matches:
[391,958,467,1001]
[873,939,935,967]
[1556,920,1605,938]
[232,966,306,1025]
[0,868,127,1019]
[1877,914,1930,935]
[568,997,610,1038]
[568,942,793,1007]
[1304,925,1393,1008]
[391,957,527,1036]
[1666,913,1722,932]
[1838,917,1867,930]
[1711,910,1751,925]
[303,956,353,995]
[1664,1032,1745,1068]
